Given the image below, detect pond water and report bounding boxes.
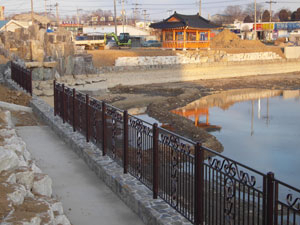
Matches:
[172,89,300,188]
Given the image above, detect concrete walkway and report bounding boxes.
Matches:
[17,125,144,225]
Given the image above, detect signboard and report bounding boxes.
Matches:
[274,22,300,30]
[253,23,273,31]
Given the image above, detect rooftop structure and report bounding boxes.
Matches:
[150,12,220,49]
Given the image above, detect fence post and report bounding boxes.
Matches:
[62,84,65,123]
[86,94,90,142]
[29,69,32,96]
[123,110,128,174]
[194,142,204,225]
[266,172,275,225]
[153,123,159,199]
[72,88,76,132]
[53,80,56,116]
[102,101,107,156]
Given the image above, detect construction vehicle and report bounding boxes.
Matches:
[106,32,132,48]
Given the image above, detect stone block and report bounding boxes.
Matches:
[15,168,35,190]
[25,62,43,68]
[31,40,45,62]
[32,173,52,197]
[6,183,27,205]
[0,148,20,172]
[43,61,58,68]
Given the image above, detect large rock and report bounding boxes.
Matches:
[32,67,54,81]
[31,40,45,62]
[32,173,52,197]
[15,167,35,190]
[6,183,27,205]
[0,148,20,172]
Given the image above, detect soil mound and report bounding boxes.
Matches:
[211,29,266,49]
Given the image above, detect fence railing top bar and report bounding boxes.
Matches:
[105,103,124,113]
[128,114,153,127]
[158,126,197,146]
[275,178,300,192]
[202,145,266,177]
[89,96,102,103]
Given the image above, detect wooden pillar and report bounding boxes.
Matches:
[162,30,166,49]
[183,29,186,50]
[207,30,210,49]
[196,30,199,41]
[172,30,176,50]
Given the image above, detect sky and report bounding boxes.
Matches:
[2,0,300,21]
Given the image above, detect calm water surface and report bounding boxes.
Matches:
[173,89,300,187]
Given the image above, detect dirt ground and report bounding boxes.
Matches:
[0,84,40,126]
[97,71,300,151]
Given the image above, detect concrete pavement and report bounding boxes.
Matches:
[17,125,144,225]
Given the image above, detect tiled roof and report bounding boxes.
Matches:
[150,12,220,29]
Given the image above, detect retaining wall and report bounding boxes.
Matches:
[115,52,282,67]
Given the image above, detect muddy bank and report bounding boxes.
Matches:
[105,72,300,152]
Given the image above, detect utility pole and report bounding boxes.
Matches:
[55,3,59,26]
[114,0,117,34]
[142,10,149,29]
[121,0,125,33]
[77,8,82,34]
[44,0,47,17]
[199,0,202,16]
[132,3,140,24]
[254,0,257,39]
[265,1,276,22]
[31,0,34,24]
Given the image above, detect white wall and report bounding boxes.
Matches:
[83,25,150,36]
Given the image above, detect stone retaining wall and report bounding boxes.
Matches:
[115,51,282,67]
[0,109,71,225]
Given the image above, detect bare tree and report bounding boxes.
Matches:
[244,15,253,23]
[243,3,264,19]
[262,10,270,22]
[223,5,245,23]
[278,9,290,21]
[291,8,300,21]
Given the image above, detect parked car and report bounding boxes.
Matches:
[142,40,162,47]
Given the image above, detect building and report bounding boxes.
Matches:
[60,22,83,34]
[0,6,5,20]
[0,20,29,32]
[149,12,220,49]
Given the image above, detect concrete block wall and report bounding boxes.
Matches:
[115,52,282,67]
[284,46,300,59]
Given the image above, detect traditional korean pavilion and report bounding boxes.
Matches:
[150,12,220,49]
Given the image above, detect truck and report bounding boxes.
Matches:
[75,34,106,50]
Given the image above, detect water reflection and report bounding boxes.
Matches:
[172,89,300,187]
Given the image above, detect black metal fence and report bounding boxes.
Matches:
[11,62,32,95]
[54,81,300,225]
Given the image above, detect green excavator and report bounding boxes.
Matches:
[106,32,132,48]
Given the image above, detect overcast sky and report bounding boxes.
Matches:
[2,0,300,21]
